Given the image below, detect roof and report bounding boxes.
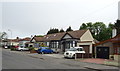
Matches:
[93,39,99,43]
[31,29,88,42]
[94,34,120,46]
[111,34,120,43]
[19,37,31,41]
[43,32,65,41]
[32,36,45,42]
[67,29,87,39]
[11,39,19,42]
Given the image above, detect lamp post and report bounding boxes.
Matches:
[8,29,12,46]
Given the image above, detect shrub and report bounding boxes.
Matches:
[28,47,35,51]
[10,48,16,51]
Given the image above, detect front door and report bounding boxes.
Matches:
[96,47,109,59]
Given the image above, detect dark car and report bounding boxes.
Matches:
[37,47,53,54]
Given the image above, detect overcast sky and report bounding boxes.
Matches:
[0,0,120,39]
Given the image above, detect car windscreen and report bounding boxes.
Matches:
[41,47,50,49]
[77,48,83,51]
[68,48,77,51]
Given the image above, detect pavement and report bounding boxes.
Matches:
[41,53,120,67]
[77,58,119,67]
[43,54,64,59]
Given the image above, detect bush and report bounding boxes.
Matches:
[10,48,16,51]
[27,47,35,51]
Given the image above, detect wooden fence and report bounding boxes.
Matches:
[75,53,92,59]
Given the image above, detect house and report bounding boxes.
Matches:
[1,39,10,47]
[31,29,95,53]
[11,37,20,46]
[94,34,120,61]
[19,37,31,47]
[1,37,19,48]
[30,36,45,48]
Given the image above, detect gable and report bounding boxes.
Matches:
[31,39,36,42]
[80,30,94,43]
[62,34,72,39]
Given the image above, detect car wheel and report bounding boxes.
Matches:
[51,52,53,54]
[20,49,23,51]
[72,54,75,58]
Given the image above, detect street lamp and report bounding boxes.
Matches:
[8,29,12,46]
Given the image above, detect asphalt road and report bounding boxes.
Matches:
[2,48,119,71]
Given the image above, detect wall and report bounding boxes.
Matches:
[80,30,94,44]
[12,42,19,46]
[19,41,29,47]
[113,55,120,61]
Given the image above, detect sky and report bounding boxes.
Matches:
[0,0,120,39]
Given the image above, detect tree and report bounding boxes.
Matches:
[60,29,64,32]
[66,26,73,32]
[92,22,106,41]
[47,28,59,35]
[108,23,114,29]
[79,23,87,30]
[115,20,120,35]
[80,22,94,34]
[79,22,114,41]
[107,23,115,38]
[0,32,7,40]
[0,32,8,46]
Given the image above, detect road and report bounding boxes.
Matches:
[2,48,119,71]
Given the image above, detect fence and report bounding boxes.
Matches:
[75,53,92,59]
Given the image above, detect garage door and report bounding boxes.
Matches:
[79,45,89,53]
[96,47,109,59]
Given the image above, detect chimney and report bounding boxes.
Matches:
[16,37,19,39]
[112,28,117,37]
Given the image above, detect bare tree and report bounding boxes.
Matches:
[0,32,8,40]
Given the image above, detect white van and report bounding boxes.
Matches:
[64,47,85,58]
[16,46,29,51]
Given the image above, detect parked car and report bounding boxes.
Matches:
[64,47,85,58]
[16,46,29,51]
[4,45,8,49]
[37,47,54,54]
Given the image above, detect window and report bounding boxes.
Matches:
[98,49,101,51]
[20,46,23,48]
[47,42,49,47]
[73,41,75,47]
[105,49,107,51]
[56,42,58,48]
